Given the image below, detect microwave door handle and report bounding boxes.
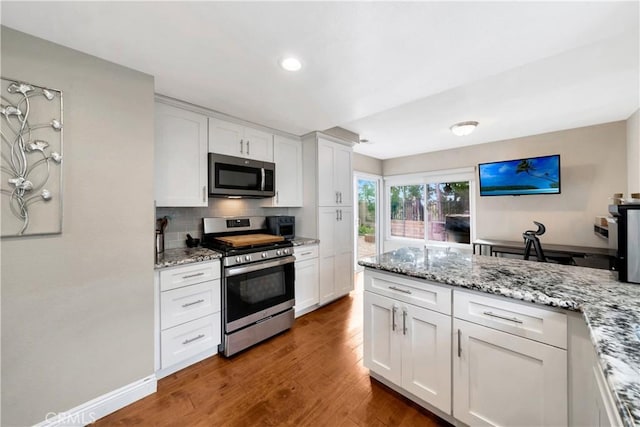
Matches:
[261,168,265,191]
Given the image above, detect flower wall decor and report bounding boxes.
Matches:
[1,77,63,236]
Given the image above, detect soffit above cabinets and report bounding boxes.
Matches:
[2,2,638,159]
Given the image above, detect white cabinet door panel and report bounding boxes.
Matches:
[265,135,302,207]
[334,144,353,206]
[402,304,451,414]
[155,103,208,207]
[317,139,337,206]
[363,291,402,385]
[243,127,273,162]
[294,257,319,315]
[208,117,244,156]
[453,319,567,427]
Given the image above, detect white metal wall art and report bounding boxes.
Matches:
[1,78,63,236]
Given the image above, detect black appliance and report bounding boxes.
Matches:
[266,215,296,239]
[201,216,295,356]
[610,204,640,284]
[208,153,275,198]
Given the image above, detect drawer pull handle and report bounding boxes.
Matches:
[402,309,407,335]
[300,251,312,256]
[182,299,205,308]
[483,311,523,324]
[388,286,412,294]
[392,306,397,331]
[182,334,205,345]
[182,272,205,279]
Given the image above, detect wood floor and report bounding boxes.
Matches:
[95,286,450,427]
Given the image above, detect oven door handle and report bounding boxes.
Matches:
[226,255,295,277]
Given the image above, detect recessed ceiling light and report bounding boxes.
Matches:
[280,57,302,72]
[450,121,479,136]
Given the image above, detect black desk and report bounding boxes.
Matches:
[472,239,616,269]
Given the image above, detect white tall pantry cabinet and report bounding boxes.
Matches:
[299,133,354,305]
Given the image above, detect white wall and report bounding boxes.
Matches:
[1,27,155,425]
[383,121,627,248]
[627,109,640,194]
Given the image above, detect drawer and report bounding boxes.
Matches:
[364,270,451,315]
[161,314,221,368]
[159,261,220,292]
[453,290,567,349]
[294,245,319,261]
[161,279,221,330]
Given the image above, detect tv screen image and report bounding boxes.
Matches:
[478,154,561,196]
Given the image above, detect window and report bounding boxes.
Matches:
[390,185,425,239]
[426,182,470,243]
[386,168,474,246]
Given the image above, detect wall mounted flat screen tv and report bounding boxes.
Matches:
[479,154,561,196]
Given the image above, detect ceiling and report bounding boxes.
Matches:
[2,1,638,160]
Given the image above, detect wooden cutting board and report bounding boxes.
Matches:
[215,233,285,247]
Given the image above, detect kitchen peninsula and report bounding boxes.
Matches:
[359,247,640,427]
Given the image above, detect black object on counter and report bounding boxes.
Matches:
[186,233,200,248]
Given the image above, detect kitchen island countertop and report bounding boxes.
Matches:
[155,247,222,269]
[358,247,640,427]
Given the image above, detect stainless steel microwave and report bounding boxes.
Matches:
[208,153,275,198]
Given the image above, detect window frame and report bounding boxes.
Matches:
[384,167,476,249]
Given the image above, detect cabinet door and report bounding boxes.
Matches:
[401,304,451,414]
[267,135,302,207]
[453,319,567,427]
[318,207,337,304]
[243,127,273,162]
[155,103,208,207]
[334,144,353,206]
[317,138,337,206]
[294,258,319,315]
[363,291,402,385]
[208,117,244,157]
[335,207,353,297]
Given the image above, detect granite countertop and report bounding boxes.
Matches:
[155,247,222,269]
[291,236,320,246]
[358,247,640,427]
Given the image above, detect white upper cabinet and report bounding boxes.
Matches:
[208,117,273,162]
[317,138,353,206]
[262,135,302,207]
[154,102,208,207]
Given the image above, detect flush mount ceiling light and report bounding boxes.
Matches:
[280,57,302,72]
[450,121,479,136]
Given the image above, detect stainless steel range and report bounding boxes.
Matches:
[201,216,295,356]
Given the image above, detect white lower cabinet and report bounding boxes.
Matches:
[363,270,570,427]
[294,245,319,316]
[363,274,452,414]
[156,260,221,378]
[453,318,567,427]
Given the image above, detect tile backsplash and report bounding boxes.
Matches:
[157,198,290,249]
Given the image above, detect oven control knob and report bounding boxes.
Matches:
[276,250,282,256]
[235,256,241,263]
[284,248,290,254]
[245,255,251,261]
[262,252,268,258]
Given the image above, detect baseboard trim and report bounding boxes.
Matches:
[34,375,157,426]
